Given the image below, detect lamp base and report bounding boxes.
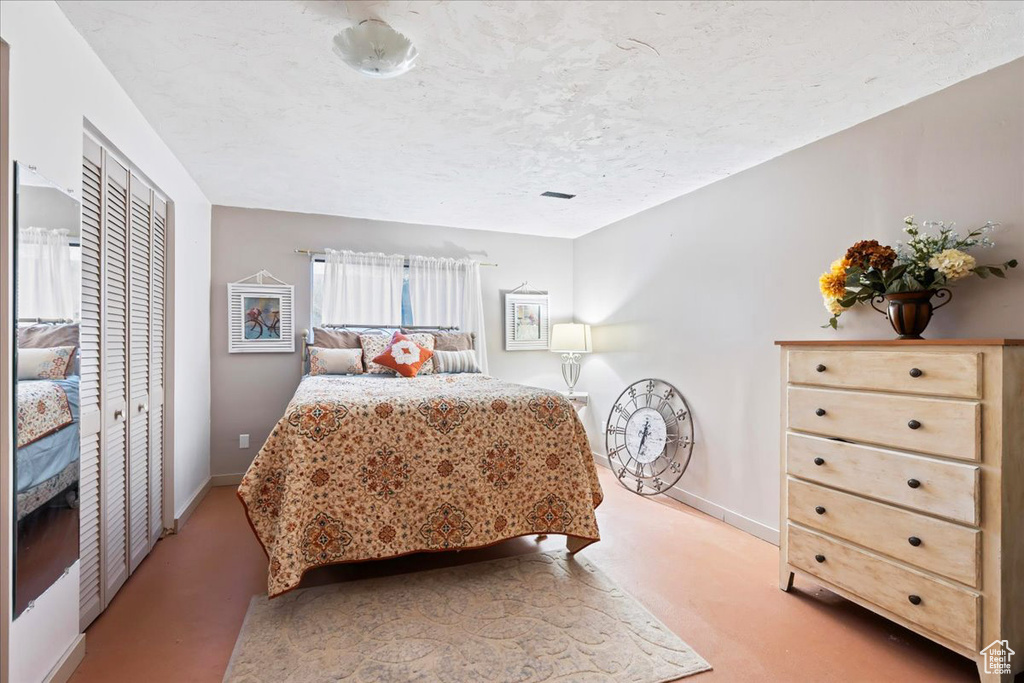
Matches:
[560,353,582,393]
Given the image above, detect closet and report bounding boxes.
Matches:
[80,134,167,628]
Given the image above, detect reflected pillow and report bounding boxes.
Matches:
[308,347,363,376]
[17,346,76,380]
[433,349,481,374]
[371,333,434,378]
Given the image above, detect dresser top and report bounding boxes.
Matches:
[776,338,1024,346]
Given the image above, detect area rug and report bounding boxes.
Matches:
[224,550,710,682]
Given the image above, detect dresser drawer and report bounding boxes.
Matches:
[787,349,981,399]
[786,433,979,525]
[787,478,980,586]
[787,524,980,650]
[787,386,980,461]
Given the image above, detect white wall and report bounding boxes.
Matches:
[209,206,575,477]
[573,59,1024,539]
[1,1,212,678]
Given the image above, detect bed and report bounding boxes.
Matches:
[239,372,603,597]
[16,377,81,521]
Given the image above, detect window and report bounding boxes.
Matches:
[310,258,413,328]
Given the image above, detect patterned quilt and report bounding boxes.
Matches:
[16,380,73,448]
[239,374,603,597]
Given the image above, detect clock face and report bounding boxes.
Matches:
[625,407,668,464]
[605,379,694,497]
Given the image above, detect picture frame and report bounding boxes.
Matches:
[228,281,295,353]
[504,292,549,350]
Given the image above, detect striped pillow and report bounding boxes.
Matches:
[433,349,480,374]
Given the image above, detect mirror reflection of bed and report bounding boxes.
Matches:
[13,163,82,617]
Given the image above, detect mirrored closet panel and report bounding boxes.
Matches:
[12,162,82,618]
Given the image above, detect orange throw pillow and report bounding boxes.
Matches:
[371,333,434,378]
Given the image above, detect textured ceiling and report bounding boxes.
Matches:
[59,1,1024,238]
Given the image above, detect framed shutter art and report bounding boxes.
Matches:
[504,286,550,351]
[228,270,295,353]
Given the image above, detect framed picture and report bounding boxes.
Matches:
[228,282,294,353]
[504,292,549,350]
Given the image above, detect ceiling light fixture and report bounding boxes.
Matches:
[332,19,418,79]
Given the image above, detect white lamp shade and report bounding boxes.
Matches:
[333,20,418,79]
[550,323,592,353]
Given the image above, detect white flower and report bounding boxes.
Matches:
[824,295,846,316]
[389,340,421,365]
[903,215,915,225]
[928,249,976,281]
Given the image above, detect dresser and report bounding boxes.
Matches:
[777,340,1023,683]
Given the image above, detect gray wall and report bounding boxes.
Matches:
[210,207,575,476]
[573,59,1024,537]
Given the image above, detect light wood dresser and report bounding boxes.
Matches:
[777,340,1023,682]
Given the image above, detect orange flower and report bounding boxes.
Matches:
[819,269,847,298]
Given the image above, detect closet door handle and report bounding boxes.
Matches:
[113,409,124,421]
[138,402,149,414]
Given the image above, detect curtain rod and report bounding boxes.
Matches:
[293,248,497,267]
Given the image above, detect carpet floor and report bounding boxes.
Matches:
[224,550,710,683]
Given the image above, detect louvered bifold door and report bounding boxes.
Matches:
[102,154,131,602]
[127,176,153,572]
[79,137,106,629]
[149,197,167,547]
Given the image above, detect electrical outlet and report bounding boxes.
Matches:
[239,434,250,449]
[601,420,608,433]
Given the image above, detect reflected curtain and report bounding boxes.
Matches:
[408,256,488,374]
[17,227,77,320]
[321,249,405,326]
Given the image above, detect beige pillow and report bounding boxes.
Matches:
[17,346,76,380]
[308,347,363,376]
[312,327,361,349]
[360,333,436,375]
[402,330,475,351]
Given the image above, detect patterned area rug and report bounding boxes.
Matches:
[224,551,710,682]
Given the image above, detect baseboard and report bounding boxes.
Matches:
[210,472,245,487]
[592,451,780,546]
[45,633,85,683]
[173,478,211,533]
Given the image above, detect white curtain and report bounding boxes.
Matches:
[408,256,488,374]
[18,227,77,320]
[321,249,405,326]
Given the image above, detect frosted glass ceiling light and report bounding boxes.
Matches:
[333,19,417,79]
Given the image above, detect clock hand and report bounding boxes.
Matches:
[637,419,650,455]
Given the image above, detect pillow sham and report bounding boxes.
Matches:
[308,347,364,376]
[432,349,481,374]
[311,327,361,349]
[361,333,436,375]
[371,333,434,378]
[18,323,80,374]
[17,346,76,380]
[402,330,475,351]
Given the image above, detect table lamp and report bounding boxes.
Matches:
[550,323,592,394]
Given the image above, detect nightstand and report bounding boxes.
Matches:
[559,391,589,410]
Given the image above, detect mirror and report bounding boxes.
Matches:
[13,162,81,618]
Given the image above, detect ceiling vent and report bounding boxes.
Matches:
[541,191,576,199]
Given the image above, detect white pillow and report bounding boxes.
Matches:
[308,347,363,376]
[17,346,76,380]
[433,349,481,374]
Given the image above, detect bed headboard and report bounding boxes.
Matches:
[300,325,460,375]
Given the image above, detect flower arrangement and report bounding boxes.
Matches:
[821,217,1017,329]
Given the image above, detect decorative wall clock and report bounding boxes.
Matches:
[605,378,694,496]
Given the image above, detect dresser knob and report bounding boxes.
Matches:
[908,594,922,606]
[813,457,825,466]
[816,364,827,373]
[815,408,826,417]
[815,554,826,563]
[907,478,921,489]
[908,536,922,547]
[815,506,826,515]
[909,368,923,378]
[908,419,921,430]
